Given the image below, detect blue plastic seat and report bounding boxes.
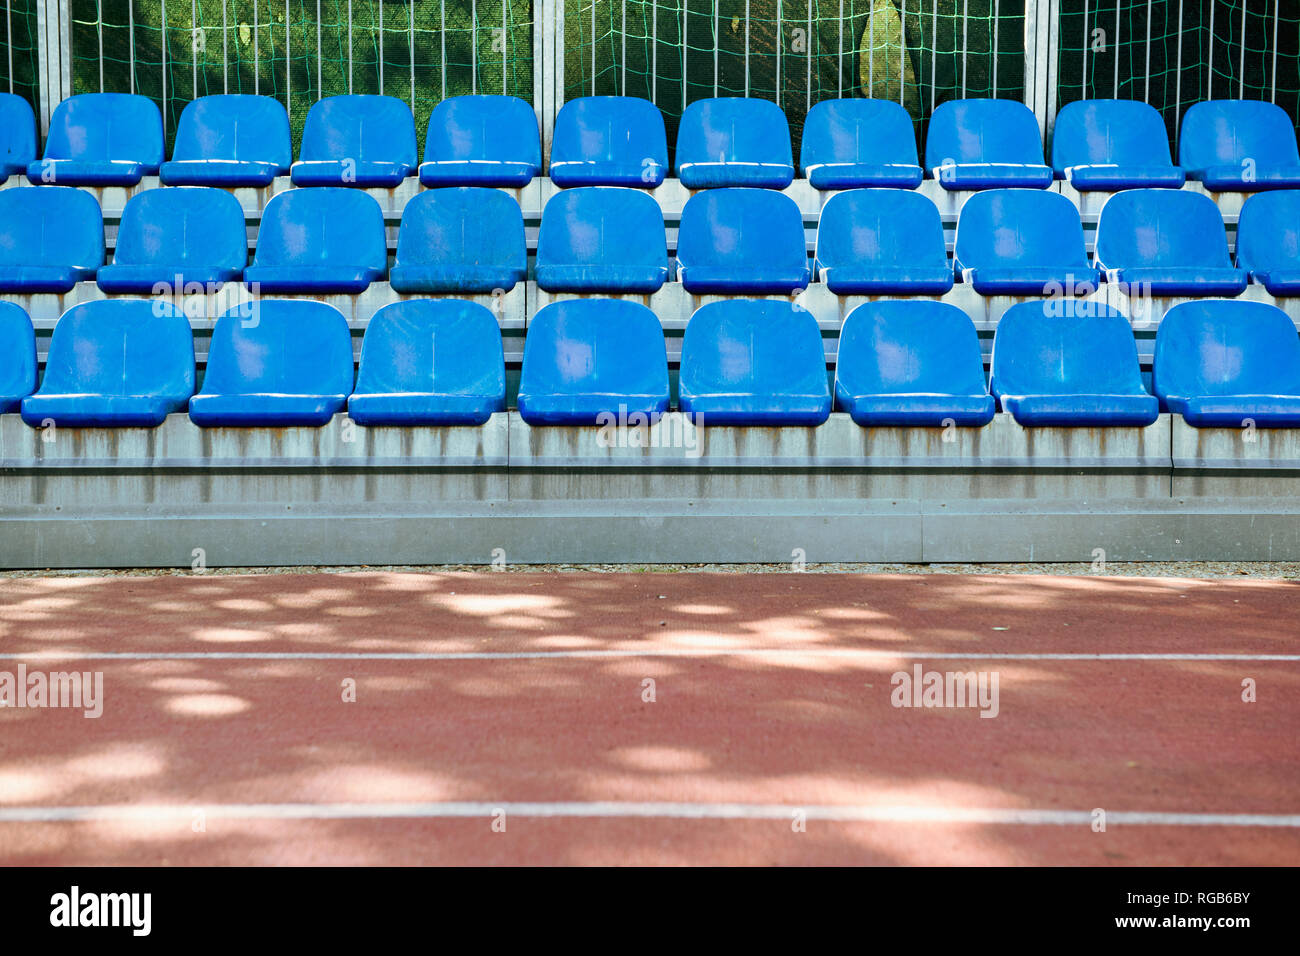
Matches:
[20,300,194,428]
[0,302,36,412]
[815,189,953,294]
[1179,100,1300,192]
[800,99,923,190]
[160,95,291,187]
[244,188,387,293]
[189,300,353,427]
[925,99,1053,190]
[990,299,1158,427]
[27,93,163,186]
[0,187,104,293]
[1051,99,1185,190]
[678,300,830,425]
[0,93,36,178]
[389,188,525,294]
[516,299,669,425]
[676,188,810,294]
[292,95,416,187]
[550,96,668,187]
[1153,300,1300,427]
[97,187,247,294]
[674,98,795,189]
[348,300,505,426]
[953,189,1099,295]
[419,95,541,188]
[1235,191,1300,296]
[1094,189,1247,296]
[834,300,995,427]
[536,187,668,293]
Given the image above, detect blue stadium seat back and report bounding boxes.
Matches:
[535,187,668,293]
[419,95,541,187]
[953,189,1098,295]
[990,299,1158,427]
[349,299,506,426]
[516,299,669,425]
[1051,99,1185,190]
[97,187,248,293]
[190,300,354,427]
[0,301,36,412]
[676,188,811,294]
[0,186,104,293]
[0,93,36,178]
[244,187,387,293]
[390,187,526,294]
[29,93,164,186]
[20,299,194,427]
[678,300,831,426]
[1093,189,1247,296]
[550,96,668,187]
[834,300,994,427]
[1235,190,1300,296]
[924,99,1053,190]
[674,97,795,189]
[1153,299,1300,427]
[814,188,952,294]
[293,95,417,187]
[1179,99,1300,191]
[799,99,923,190]
[161,95,292,186]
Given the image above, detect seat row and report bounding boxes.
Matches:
[3,91,1297,193]
[3,296,1299,430]
[6,180,1300,298]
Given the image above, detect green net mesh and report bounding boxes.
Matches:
[1,0,41,104]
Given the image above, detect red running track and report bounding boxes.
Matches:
[0,572,1297,865]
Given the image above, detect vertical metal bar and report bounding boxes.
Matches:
[410,0,415,105]
[683,0,688,112]
[285,0,291,120]
[867,0,873,95]
[1144,0,1152,102]
[10,0,16,94]
[162,0,168,116]
[1272,0,1279,103]
[713,0,718,95]
[471,0,477,94]
[1081,0,1087,96]
[347,0,352,94]
[929,0,936,114]
[1174,0,1183,138]
[775,0,781,108]
[128,0,135,94]
[379,0,384,93]
[224,0,229,94]
[1207,0,1214,99]
[652,0,658,104]
[1238,0,1247,99]
[805,0,811,114]
[591,0,596,95]
[254,0,260,95]
[744,0,750,97]
[1112,0,1119,97]
[98,0,104,92]
[960,0,967,97]
[316,0,320,98]
[191,0,197,97]
[503,0,508,95]
[992,0,999,94]
[621,0,626,95]
[440,0,446,100]
[837,0,843,97]
[900,0,906,105]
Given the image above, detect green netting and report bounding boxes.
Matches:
[1,0,41,107]
[1058,0,1300,146]
[564,0,1025,162]
[68,0,534,152]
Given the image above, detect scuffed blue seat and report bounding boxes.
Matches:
[160,95,291,187]
[834,300,994,427]
[0,302,36,412]
[189,300,353,427]
[676,188,810,294]
[27,93,162,186]
[0,94,36,178]
[97,187,247,294]
[292,95,416,187]
[536,187,668,293]
[0,187,103,293]
[1179,100,1300,192]
[516,299,669,425]
[1052,99,1185,191]
[990,299,1158,427]
[1235,191,1300,296]
[1154,300,1300,427]
[1094,189,1247,296]
[679,300,830,426]
[348,300,505,426]
[815,189,952,294]
[925,99,1053,190]
[954,189,1098,295]
[550,96,668,187]
[675,98,795,189]
[389,188,525,294]
[244,188,386,293]
[20,300,194,428]
[419,95,540,187]
[800,99,923,190]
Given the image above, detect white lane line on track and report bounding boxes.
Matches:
[0,802,1298,826]
[1,650,1298,662]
